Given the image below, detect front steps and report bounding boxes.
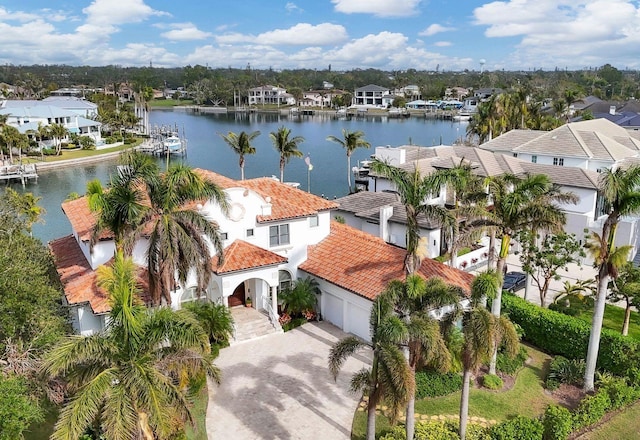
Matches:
[230,306,281,344]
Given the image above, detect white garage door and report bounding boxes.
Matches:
[347,302,370,341]
[323,293,343,329]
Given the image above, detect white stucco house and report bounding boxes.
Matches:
[50,170,473,341]
[248,85,295,106]
[353,84,390,107]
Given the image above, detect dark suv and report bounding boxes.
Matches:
[503,272,526,293]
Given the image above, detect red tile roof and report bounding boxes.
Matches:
[211,239,287,274]
[49,235,149,315]
[299,221,474,301]
[63,170,337,242]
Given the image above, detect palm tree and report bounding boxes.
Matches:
[218,130,260,180]
[42,251,220,440]
[472,173,576,374]
[183,301,234,346]
[382,275,459,440]
[279,276,319,317]
[269,126,304,182]
[329,294,413,440]
[583,165,640,391]
[458,271,518,440]
[370,159,446,275]
[608,262,640,336]
[327,129,371,193]
[48,123,69,156]
[0,124,23,163]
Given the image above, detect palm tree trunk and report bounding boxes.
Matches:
[489,255,507,375]
[366,396,377,440]
[623,304,631,336]
[404,344,414,440]
[280,158,285,182]
[487,230,496,270]
[459,369,472,440]
[347,153,352,193]
[584,265,609,391]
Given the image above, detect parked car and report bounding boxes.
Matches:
[503,271,526,293]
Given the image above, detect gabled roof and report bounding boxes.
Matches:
[299,222,474,301]
[519,163,600,190]
[49,235,149,315]
[355,84,389,92]
[0,104,74,119]
[211,240,287,274]
[61,197,100,242]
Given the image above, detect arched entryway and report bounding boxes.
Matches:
[228,283,246,307]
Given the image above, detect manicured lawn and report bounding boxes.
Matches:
[149,99,194,107]
[185,386,209,440]
[576,304,640,340]
[28,140,141,163]
[576,401,640,439]
[351,344,554,439]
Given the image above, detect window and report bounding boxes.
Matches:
[553,157,564,166]
[278,270,292,293]
[512,153,518,158]
[531,155,537,163]
[220,232,228,240]
[309,215,319,228]
[269,224,290,247]
[246,228,254,237]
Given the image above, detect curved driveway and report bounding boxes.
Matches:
[206,321,372,440]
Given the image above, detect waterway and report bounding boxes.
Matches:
[6,110,468,243]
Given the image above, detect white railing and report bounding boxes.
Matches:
[262,296,282,332]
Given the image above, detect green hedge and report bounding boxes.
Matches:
[542,405,572,440]
[491,416,543,440]
[482,374,503,390]
[572,389,611,431]
[496,346,528,375]
[379,421,490,440]
[415,371,463,399]
[501,294,639,375]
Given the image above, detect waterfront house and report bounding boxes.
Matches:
[248,85,295,106]
[50,170,473,341]
[353,84,390,107]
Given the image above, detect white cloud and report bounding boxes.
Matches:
[434,41,452,47]
[285,3,303,13]
[332,0,421,17]
[216,23,348,46]
[0,7,41,22]
[473,0,640,68]
[161,23,212,41]
[82,0,168,26]
[419,24,455,37]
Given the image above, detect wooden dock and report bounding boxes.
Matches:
[0,163,38,186]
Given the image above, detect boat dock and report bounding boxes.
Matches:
[0,163,38,186]
[138,125,187,157]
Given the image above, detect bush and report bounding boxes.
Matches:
[546,356,585,389]
[491,416,543,440]
[482,374,503,390]
[497,346,528,375]
[501,293,640,376]
[380,422,459,440]
[415,371,463,399]
[543,405,572,440]
[282,317,306,332]
[600,376,639,409]
[42,148,56,156]
[572,389,611,430]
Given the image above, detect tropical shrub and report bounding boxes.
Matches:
[482,374,503,390]
[545,356,585,390]
[572,389,611,431]
[282,317,307,332]
[491,416,543,440]
[415,371,463,398]
[598,375,639,409]
[379,421,491,440]
[496,345,528,375]
[279,276,319,316]
[542,405,572,440]
[0,376,43,440]
[183,301,234,347]
[501,293,640,375]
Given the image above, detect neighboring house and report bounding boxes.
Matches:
[473,87,503,100]
[248,85,295,106]
[49,170,474,341]
[0,102,102,142]
[445,87,470,100]
[353,84,390,107]
[300,89,347,108]
[42,97,99,119]
[479,118,640,172]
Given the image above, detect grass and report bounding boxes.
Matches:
[351,344,554,440]
[24,400,58,440]
[26,140,141,163]
[576,303,640,340]
[185,385,209,440]
[149,99,194,107]
[576,401,640,439]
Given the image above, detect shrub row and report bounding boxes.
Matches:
[501,293,639,375]
[415,371,463,399]
[496,345,528,375]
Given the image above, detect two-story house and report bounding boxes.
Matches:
[248,85,295,106]
[353,84,390,107]
[50,171,473,342]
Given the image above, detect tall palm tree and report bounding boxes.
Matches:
[584,165,640,390]
[269,126,304,182]
[42,251,220,440]
[472,173,576,374]
[370,159,446,275]
[329,295,413,440]
[327,129,371,194]
[218,130,260,180]
[0,124,23,163]
[382,275,459,440]
[48,123,69,156]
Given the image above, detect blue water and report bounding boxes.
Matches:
[7,110,467,243]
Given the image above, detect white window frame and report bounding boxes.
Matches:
[269,224,290,247]
[309,215,319,228]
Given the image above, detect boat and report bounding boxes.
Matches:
[163,135,183,153]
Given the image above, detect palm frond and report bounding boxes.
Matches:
[328,336,367,380]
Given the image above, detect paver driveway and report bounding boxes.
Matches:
[206,321,372,440]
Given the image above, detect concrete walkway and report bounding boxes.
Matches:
[206,321,372,440]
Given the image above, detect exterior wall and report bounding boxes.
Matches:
[74,305,104,336]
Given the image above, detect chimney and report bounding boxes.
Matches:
[379,205,393,242]
[261,196,272,216]
[610,105,616,115]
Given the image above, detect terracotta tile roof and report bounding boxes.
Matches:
[196,170,338,222]
[299,221,474,301]
[61,197,100,242]
[211,239,287,274]
[50,235,149,315]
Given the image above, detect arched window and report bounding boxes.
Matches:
[278,270,292,293]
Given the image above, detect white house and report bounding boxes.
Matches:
[248,85,295,106]
[353,84,390,107]
[50,170,473,341]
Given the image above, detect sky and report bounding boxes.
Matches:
[1,0,639,71]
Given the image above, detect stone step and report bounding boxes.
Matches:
[230,306,279,344]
